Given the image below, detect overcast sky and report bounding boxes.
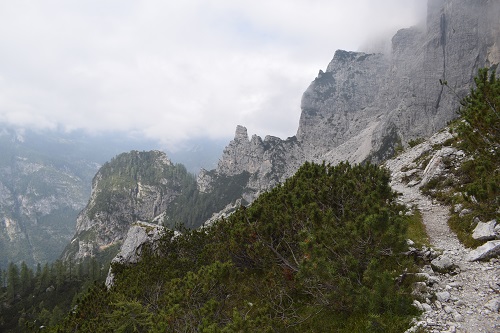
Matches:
[0,0,426,150]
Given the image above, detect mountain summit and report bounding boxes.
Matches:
[198,0,500,205]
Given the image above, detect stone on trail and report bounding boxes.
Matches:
[472,220,497,241]
[466,240,500,262]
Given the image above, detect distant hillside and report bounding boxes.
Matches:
[0,126,225,266]
[0,128,99,267]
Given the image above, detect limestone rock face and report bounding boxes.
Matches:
[199,0,500,210]
[373,0,500,160]
[62,151,184,262]
[111,222,165,265]
[211,126,304,202]
[297,51,389,160]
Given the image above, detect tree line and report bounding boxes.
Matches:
[0,258,107,332]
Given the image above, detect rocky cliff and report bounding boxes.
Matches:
[61,150,189,262]
[0,129,98,267]
[198,0,500,205]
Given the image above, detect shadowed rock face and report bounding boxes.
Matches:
[199,0,500,205]
[298,51,389,159]
[372,0,500,160]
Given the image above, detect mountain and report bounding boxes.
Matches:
[0,126,225,267]
[58,0,500,265]
[60,151,187,262]
[0,128,100,267]
[198,0,500,204]
[61,150,249,262]
[2,0,498,330]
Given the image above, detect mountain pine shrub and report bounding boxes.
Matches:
[49,162,419,332]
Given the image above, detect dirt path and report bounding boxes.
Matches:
[385,133,500,333]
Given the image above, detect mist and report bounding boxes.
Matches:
[0,0,427,150]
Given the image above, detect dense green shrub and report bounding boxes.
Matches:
[445,68,499,244]
[49,162,418,332]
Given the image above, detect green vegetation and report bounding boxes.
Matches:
[408,138,426,148]
[0,258,108,332]
[164,171,251,229]
[87,151,250,230]
[88,151,194,219]
[426,68,499,247]
[46,162,420,332]
[406,210,430,248]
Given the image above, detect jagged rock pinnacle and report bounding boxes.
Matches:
[234,125,248,141]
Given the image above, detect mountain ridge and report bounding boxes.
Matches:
[197,0,500,207]
[57,0,500,265]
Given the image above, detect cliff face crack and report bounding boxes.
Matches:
[435,85,445,110]
[436,13,448,110]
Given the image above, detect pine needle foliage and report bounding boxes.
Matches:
[49,162,418,332]
[442,67,500,245]
[455,68,499,209]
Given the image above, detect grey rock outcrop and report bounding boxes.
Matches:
[297,51,389,161]
[199,0,500,207]
[105,222,169,288]
[203,126,304,202]
[110,222,165,264]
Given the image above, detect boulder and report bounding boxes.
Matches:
[436,291,451,303]
[422,303,433,312]
[458,208,472,218]
[431,256,454,273]
[466,240,500,262]
[105,222,169,288]
[413,300,424,311]
[472,220,497,241]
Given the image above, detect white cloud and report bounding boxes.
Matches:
[0,0,426,149]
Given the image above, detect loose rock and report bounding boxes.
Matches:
[436,291,451,303]
[431,256,455,273]
[484,298,500,312]
[467,240,500,262]
[472,220,497,241]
